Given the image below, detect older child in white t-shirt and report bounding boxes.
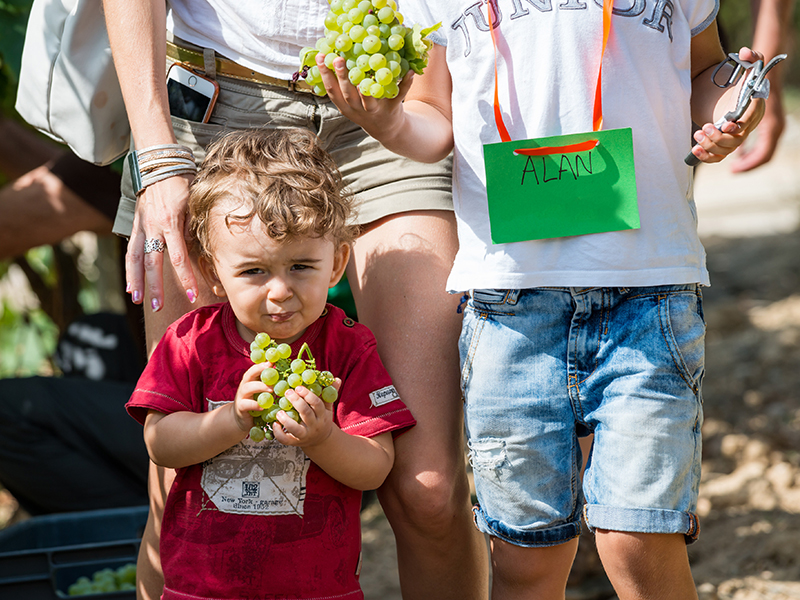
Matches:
[317,0,766,597]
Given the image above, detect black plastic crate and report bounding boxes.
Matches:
[0,505,148,599]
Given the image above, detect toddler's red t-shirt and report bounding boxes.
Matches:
[127,303,414,600]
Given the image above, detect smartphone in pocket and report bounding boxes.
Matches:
[166,63,219,123]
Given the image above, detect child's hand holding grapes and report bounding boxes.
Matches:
[232,362,273,435]
[272,379,342,447]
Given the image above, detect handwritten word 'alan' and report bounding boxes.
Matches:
[520,151,593,186]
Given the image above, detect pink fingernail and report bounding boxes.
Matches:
[703,124,716,135]
[151,298,161,312]
[125,282,131,293]
[187,289,196,303]
[132,290,142,303]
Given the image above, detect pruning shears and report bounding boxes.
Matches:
[685,52,788,166]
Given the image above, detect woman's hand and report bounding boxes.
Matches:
[126,173,199,311]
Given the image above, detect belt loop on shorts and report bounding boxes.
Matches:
[203,48,217,80]
[505,290,520,305]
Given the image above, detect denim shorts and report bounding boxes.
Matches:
[112,40,452,237]
[459,285,705,547]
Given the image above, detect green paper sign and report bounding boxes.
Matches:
[483,128,639,244]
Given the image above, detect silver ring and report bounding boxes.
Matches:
[143,238,166,254]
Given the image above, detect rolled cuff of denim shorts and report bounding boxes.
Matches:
[472,504,581,547]
[584,505,701,544]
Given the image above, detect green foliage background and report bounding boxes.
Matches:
[0,0,32,118]
[0,0,62,377]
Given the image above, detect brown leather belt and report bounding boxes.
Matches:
[166,40,314,94]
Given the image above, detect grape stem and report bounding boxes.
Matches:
[296,342,317,369]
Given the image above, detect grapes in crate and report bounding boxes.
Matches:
[248,333,338,442]
[66,563,136,595]
[296,0,440,98]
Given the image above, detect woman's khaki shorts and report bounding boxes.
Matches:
[112,49,452,238]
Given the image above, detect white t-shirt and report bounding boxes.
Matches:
[402,0,718,292]
[166,0,330,80]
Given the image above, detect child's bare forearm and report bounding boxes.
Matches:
[143,407,248,469]
[316,44,453,163]
[374,101,453,163]
[691,67,727,126]
[689,23,728,125]
[689,26,764,128]
[687,22,766,164]
[379,44,454,162]
[302,430,395,491]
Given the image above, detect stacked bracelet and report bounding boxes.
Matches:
[128,144,198,196]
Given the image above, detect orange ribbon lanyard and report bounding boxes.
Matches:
[487,0,613,153]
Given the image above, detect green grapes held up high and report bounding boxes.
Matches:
[295,0,441,98]
[248,334,338,442]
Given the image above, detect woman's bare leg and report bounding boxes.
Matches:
[136,257,215,599]
[347,210,489,599]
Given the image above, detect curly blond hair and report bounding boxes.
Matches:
[189,128,358,258]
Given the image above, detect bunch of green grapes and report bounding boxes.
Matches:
[296,0,440,98]
[248,333,338,442]
[67,563,136,596]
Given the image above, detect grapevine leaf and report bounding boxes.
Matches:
[419,22,443,39]
[275,358,290,374]
[408,58,427,75]
[404,22,441,65]
[0,8,30,82]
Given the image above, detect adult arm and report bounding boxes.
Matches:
[316,43,454,163]
[101,0,198,312]
[688,21,766,164]
[0,115,61,179]
[0,117,112,259]
[729,0,795,172]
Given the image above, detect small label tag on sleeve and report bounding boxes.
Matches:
[370,385,400,407]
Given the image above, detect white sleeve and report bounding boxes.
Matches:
[397,0,447,45]
[685,0,720,36]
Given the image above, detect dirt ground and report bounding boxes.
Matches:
[1,118,799,600]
